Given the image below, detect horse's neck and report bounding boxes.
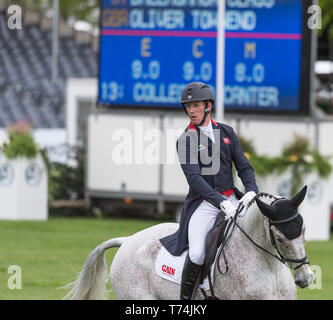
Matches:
[228,198,282,277]
[213,197,288,299]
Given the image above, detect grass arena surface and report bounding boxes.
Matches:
[0,217,332,300]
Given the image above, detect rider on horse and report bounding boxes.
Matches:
[160,82,259,300]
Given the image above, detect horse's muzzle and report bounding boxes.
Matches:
[294,269,314,288]
[295,279,308,288]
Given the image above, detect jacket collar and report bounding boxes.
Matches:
[188,118,218,131]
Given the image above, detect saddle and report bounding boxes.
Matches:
[155,212,231,299]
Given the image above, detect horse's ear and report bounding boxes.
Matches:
[290,185,307,209]
[255,198,278,220]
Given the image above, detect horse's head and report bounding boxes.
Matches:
[255,186,314,289]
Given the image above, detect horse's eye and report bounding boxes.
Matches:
[276,236,283,243]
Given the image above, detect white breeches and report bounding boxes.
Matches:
[188,193,239,265]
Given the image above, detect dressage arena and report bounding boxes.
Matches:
[0,217,332,300]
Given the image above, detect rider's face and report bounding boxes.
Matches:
[185,101,211,126]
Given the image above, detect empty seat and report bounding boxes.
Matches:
[0,10,97,129]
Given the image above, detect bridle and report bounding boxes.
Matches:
[231,200,309,272]
[201,198,309,300]
[218,199,309,274]
[267,212,309,270]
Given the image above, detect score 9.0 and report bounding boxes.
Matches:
[183,61,213,82]
[131,59,160,80]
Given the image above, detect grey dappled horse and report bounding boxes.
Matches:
[63,187,314,300]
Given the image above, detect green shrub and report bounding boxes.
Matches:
[2,121,39,159]
[239,134,332,197]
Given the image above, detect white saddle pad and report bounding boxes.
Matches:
[155,246,218,291]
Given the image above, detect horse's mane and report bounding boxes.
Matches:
[241,192,280,217]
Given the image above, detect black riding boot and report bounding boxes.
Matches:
[180,254,202,300]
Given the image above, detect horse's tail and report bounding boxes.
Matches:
[62,237,126,300]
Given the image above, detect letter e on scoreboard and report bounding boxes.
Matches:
[141,38,152,57]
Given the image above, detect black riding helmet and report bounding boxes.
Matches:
[181,82,215,126]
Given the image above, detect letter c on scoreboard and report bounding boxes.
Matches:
[193,39,204,59]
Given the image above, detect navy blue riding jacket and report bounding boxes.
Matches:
[160,119,259,256]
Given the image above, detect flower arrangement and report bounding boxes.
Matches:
[239,134,332,197]
[280,134,332,196]
[2,120,39,159]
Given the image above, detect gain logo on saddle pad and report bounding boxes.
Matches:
[161,264,175,276]
[155,246,211,290]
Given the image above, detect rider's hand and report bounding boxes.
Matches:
[239,191,256,207]
[220,200,236,220]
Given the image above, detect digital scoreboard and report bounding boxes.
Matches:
[98,0,312,115]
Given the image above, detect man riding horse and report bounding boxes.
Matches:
[160,82,259,300]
